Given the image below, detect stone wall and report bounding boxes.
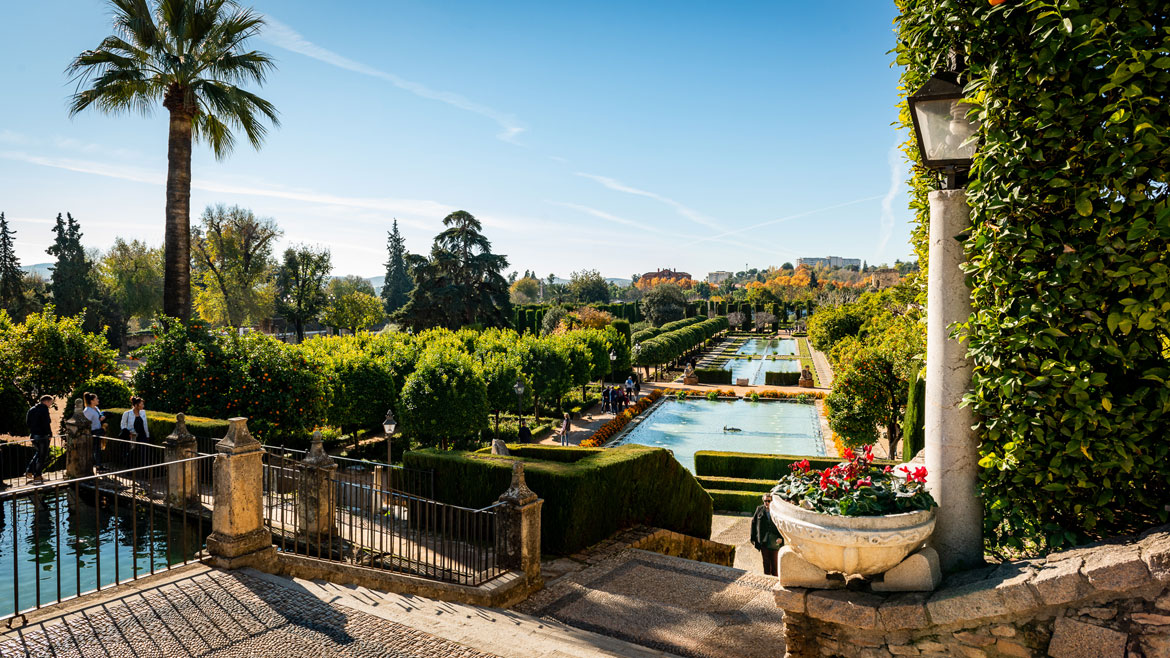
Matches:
[773,525,1170,657]
[629,527,736,567]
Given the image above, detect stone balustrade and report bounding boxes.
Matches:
[773,525,1170,657]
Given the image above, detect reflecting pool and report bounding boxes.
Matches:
[615,399,823,471]
[735,339,797,356]
[722,358,800,386]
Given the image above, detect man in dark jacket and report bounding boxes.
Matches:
[516,419,532,444]
[750,493,784,576]
[25,395,53,483]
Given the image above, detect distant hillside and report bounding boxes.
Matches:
[20,263,53,279]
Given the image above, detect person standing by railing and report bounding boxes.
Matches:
[83,392,105,472]
[120,396,150,466]
[24,395,53,484]
[558,412,571,446]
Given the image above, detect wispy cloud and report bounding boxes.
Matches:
[877,141,903,254]
[547,201,648,231]
[262,17,525,143]
[574,172,721,230]
[681,194,886,249]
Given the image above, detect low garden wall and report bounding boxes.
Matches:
[403,443,712,556]
[774,524,1170,657]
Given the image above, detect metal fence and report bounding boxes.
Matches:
[1,437,68,487]
[0,454,214,626]
[262,452,503,587]
[266,445,435,500]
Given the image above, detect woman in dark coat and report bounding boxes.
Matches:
[750,493,784,576]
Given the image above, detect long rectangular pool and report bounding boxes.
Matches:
[723,358,800,386]
[736,338,797,356]
[614,399,824,471]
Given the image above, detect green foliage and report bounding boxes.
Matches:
[696,475,774,493]
[634,316,728,368]
[403,444,712,555]
[46,213,92,319]
[641,283,687,327]
[707,489,767,514]
[299,334,397,433]
[806,305,863,353]
[901,370,925,462]
[276,244,331,341]
[321,291,385,335]
[764,371,801,386]
[567,269,610,304]
[68,374,134,415]
[0,306,118,404]
[0,213,26,316]
[694,449,898,481]
[399,347,487,448]
[774,450,934,517]
[131,319,327,444]
[98,238,164,324]
[897,0,1170,549]
[515,333,571,414]
[381,219,414,313]
[104,407,230,444]
[696,368,732,385]
[0,383,30,436]
[192,205,281,327]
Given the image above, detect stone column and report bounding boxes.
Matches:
[64,399,93,479]
[164,413,199,508]
[297,431,337,541]
[497,462,543,588]
[924,188,982,572]
[206,417,274,568]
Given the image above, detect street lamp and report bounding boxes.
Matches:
[513,379,526,421]
[907,69,978,189]
[906,54,983,572]
[383,409,396,466]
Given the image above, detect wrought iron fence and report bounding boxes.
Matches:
[0,436,68,487]
[262,452,503,586]
[0,454,214,626]
[266,445,435,500]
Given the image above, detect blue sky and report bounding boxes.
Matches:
[0,0,912,280]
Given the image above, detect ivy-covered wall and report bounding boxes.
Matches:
[895,1,1170,552]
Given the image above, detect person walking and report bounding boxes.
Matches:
[517,418,532,444]
[601,385,611,414]
[633,376,641,401]
[83,392,105,472]
[24,395,53,484]
[624,375,634,401]
[750,493,784,576]
[558,413,572,446]
[120,396,150,466]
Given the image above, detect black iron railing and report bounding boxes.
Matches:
[0,436,68,487]
[262,452,503,586]
[266,445,435,500]
[0,454,214,626]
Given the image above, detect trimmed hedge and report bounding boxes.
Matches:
[696,475,774,493]
[708,489,764,514]
[695,368,732,385]
[104,407,230,444]
[901,371,925,462]
[764,371,801,386]
[403,443,712,555]
[694,450,897,481]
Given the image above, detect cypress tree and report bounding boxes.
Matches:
[381,219,413,313]
[0,212,25,313]
[46,212,92,318]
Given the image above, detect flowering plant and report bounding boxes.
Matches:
[772,446,936,517]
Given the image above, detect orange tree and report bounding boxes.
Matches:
[0,306,117,404]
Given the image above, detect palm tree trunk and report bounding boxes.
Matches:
[163,98,193,321]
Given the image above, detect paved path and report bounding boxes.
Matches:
[518,548,784,658]
[0,564,672,658]
[807,341,834,389]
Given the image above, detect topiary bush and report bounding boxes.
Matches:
[399,347,487,449]
[897,0,1170,551]
[67,374,134,419]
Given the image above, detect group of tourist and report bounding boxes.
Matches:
[602,375,640,414]
[19,393,151,484]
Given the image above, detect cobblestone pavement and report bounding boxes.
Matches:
[0,568,500,658]
[519,548,784,658]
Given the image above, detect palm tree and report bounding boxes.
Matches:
[68,0,279,320]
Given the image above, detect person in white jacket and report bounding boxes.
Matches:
[120,396,150,441]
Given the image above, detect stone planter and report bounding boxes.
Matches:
[769,497,936,577]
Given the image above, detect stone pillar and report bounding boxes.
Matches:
[165,413,199,508]
[206,417,273,568]
[497,462,543,588]
[64,399,93,479]
[924,189,982,572]
[297,431,336,540]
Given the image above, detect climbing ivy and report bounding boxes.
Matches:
[895,0,1170,552]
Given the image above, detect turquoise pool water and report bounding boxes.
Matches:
[615,399,824,471]
[736,338,797,356]
[723,358,800,385]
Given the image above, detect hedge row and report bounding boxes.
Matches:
[708,490,765,514]
[694,450,897,481]
[696,475,774,493]
[763,371,801,387]
[695,368,732,385]
[402,443,712,555]
[104,407,230,444]
[633,316,729,369]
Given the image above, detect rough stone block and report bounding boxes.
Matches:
[913,639,947,653]
[1079,607,1116,620]
[994,638,1031,658]
[1082,544,1150,592]
[990,624,1016,638]
[806,590,883,629]
[952,631,995,647]
[926,580,1006,626]
[873,547,942,593]
[878,592,930,631]
[773,584,808,614]
[1030,557,1089,606]
[1140,633,1170,657]
[778,545,842,590]
[1131,612,1170,625]
[1140,530,1170,584]
[954,647,986,658]
[1047,616,1127,658]
[888,645,920,656]
[992,562,1039,614]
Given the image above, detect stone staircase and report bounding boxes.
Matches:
[517,549,787,658]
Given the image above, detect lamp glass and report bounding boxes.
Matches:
[513,380,525,396]
[913,99,978,163]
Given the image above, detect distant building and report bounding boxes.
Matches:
[640,268,692,282]
[870,268,901,289]
[707,271,733,284]
[797,256,861,269]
